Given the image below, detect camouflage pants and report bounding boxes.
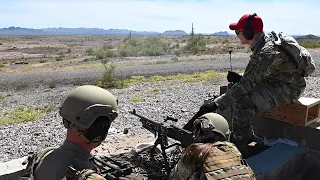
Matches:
[231,83,300,139]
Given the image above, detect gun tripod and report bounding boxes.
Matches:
[137,127,182,180]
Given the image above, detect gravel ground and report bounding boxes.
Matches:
[1,77,320,163]
[0,50,320,163]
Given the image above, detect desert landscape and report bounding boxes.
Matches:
[0,33,320,177]
[0,34,248,71]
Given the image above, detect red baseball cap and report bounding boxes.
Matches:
[229,13,263,32]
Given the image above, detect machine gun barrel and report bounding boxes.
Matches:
[130,109,162,134]
[130,109,193,148]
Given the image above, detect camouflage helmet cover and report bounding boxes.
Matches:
[59,85,119,129]
[193,113,230,140]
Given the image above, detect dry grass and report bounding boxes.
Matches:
[0,106,55,125]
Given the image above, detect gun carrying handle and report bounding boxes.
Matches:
[164,116,178,122]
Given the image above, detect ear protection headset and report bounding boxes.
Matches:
[243,13,257,40]
[64,116,111,144]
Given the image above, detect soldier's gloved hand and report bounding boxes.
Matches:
[183,101,219,131]
[227,71,242,83]
[199,102,218,114]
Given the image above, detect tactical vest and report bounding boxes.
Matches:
[22,147,97,180]
[202,141,256,180]
[22,147,57,180]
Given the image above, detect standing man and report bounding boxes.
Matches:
[184,13,316,158]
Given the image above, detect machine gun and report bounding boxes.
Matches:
[129,109,193,176]
[66,155,133,180]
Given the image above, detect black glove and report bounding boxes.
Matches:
[183,102,219,131]
[199,102,218,114]
[227,71,242,83]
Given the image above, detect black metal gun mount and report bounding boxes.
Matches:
[129,109,193,177]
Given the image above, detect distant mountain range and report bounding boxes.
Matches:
[0,26,232,36]
[0,27,317,37]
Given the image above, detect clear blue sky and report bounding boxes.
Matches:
[1,0,319,35]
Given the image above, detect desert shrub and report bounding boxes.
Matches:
[222,39,229,44]
[96,59,125,89]
[86,48,115,59]
[118,44,139,57]
[138,43,165,56]
[118,37,169,57]
[55,55,63,61]
[218,45,231,54]
[184,34,206,54]
[86,48,94,55]
[39,59,48,63]
[301,40,320,48]
[102,43,115,49]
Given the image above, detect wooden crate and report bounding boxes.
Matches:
[261,97,320,127]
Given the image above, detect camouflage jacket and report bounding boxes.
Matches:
[169,142,256,180]
[214,31,308,110]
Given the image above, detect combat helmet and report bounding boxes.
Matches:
[59,85,119,143]
[193,113,230,142]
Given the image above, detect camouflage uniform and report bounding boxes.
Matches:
[170,113,256,180]
[170,142,256,180]
[214,31,307,139]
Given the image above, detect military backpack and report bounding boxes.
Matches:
[271,31,316,77]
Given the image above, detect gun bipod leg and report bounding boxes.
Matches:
[150,137,160,151]
[150,137,171,178]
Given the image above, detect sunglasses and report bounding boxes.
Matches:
[235,30,242,35]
